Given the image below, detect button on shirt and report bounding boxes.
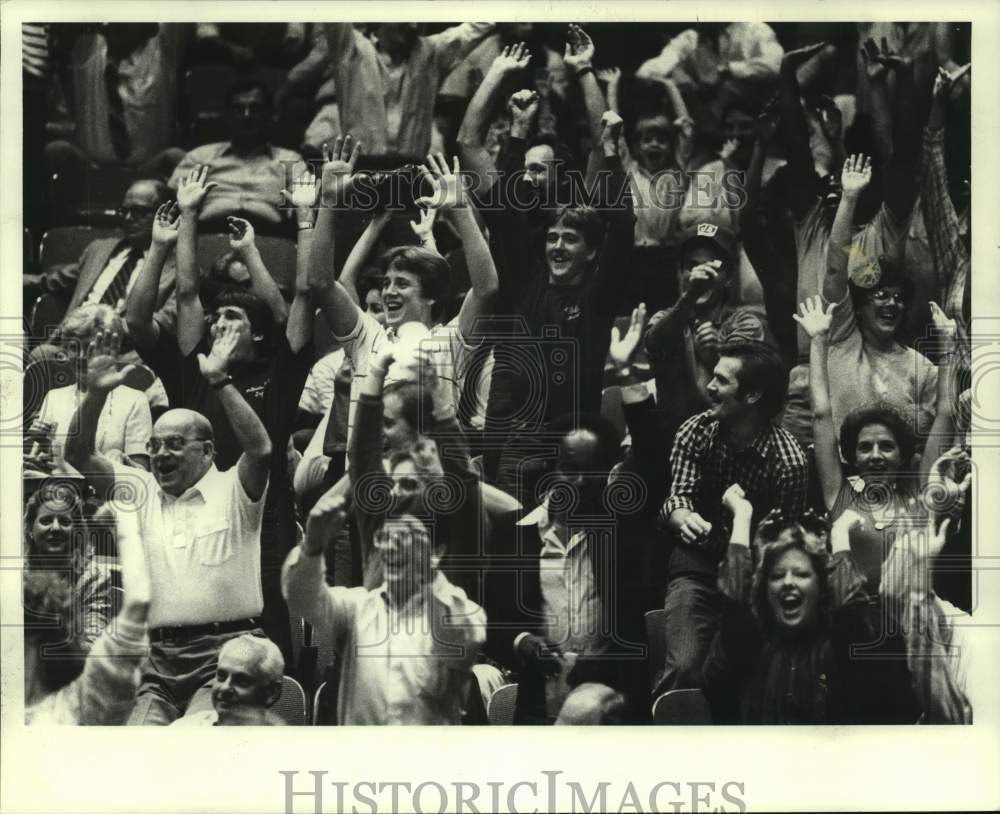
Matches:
[282,548,486,725]
[119,464,267,627]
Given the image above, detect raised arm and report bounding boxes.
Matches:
[416,153,498,341]
[920,302,960,487]
[564,25,606,154]
[922,64,971,319]
[794,296,842,509]
[225,217,288,324]
[306,136,364,340]
[126,202,179,349]
[196,324,273,501]
[823,154,872,304]
[778,42,828,220]
[174,165,217,357]
[284,168,321,354]
[718,484,754,603]
[456,42,532,197]
[340,211,393,307]
[589,112,634,307]
[62,330,135,498]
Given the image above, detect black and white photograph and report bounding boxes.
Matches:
[2,3,999,812]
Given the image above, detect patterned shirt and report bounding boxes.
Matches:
[661,410,808,576]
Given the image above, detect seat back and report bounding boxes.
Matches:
[601,385,626,442]
[644,608,667,687]
[312,680,340,726]
[651,689,712,725]
[272,675,308,725]
[48,167,139,226]
[39,226,120,269]
[487,683,518,726]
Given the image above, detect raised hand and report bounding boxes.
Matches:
[860,37,907,82]
[793,295,837,339]
[687,260,723,299]
[600,110,624,154]
[409,206,437,243]
[82,330,134,394]
[508,89,540,134]
[693,321,721,364]
[719,137,740,162]
[563,23,595,72]
[320,134,362,207]
[928,300,957,346]
[596,66,621,86]
[933,62,971,101]
[782,41,827,71]
[415,153,466,211]
[304,491,351,556]
[925,446,972,547]
[609,302,647,369]
[176,165,217,212]
[831,507,865,553]
[151,202,181,246]
[721,483,752,517]
[490,41,531,76]
[840,153,872,197]
[282,168,320,221]
[226,216,256,253]
[197,321,239,383]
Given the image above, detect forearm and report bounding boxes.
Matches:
[729,508,752,546]
[457,69,505,147]
[63,389,108,467]
[823,195,859,301]
[349,392,389,488]
[307,207,338,294]
[577,71,608,150]
[808,335,833,419]
[287,224,315,353]
[867,79,894,168]
[281,545,329,624]
[884,63,919,219]
[214,382,273,460]
[125,243,169,346]
[778,60,817,185]
[809,335,843,507]
[453,205,497,299]
[241,245,289,323]
[921,356,957,485]
[340,214,389,306]
[176,212,205,355]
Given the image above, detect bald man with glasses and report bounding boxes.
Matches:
[64,326,275,725]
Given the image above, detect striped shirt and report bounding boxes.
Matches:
[661,410,809,576]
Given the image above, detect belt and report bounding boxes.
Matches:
[150,618,258,643]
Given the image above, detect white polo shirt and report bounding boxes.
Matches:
[117,464,268,627]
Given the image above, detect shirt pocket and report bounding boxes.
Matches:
[194,517,233,566]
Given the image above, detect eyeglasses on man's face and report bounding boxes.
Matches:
[869,288,905,306]
[117,205,158,221]
[145,435,208,455]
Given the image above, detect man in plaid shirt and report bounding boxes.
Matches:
[654,341,808,696]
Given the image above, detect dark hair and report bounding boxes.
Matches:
[208,250,251,286]
[847,256,915,319]
[210,288,274,350]
[224,78,274,110]
[23,570,86,692]
[379,246,450,322]
[357,267,384,305]
[717,341,789,419]
[545,206,605,251]
[525,132,575,171]
[751,530,831,634]
[383,380,436,437]
[128,178,170,207]
[838,403,917,470]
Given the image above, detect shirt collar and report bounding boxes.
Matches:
[161,464,224,503]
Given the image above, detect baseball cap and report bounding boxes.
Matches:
[680,222,737,266]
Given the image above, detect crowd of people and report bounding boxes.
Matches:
[21,21,975,726]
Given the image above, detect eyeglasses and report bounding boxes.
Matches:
[117,205,157,221]
[870,288,905,305]
[145,436,207,454]
[373,527,431,550]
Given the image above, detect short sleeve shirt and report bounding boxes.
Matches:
[39,384,151,464]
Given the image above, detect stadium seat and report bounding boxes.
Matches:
[28,294,71,347]
[272,675,308,725]
[39,226,120,269]
[600,385,627,442]
[644,608,667,687]
[487,683,518,725]
[312,680,341,725]
[651,689,712,725]
[48,166,139,227]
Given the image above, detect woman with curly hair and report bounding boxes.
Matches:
[796,295,963,589]
[23,480,115,654]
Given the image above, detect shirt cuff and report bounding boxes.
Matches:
[513,631,532,652]
[662,496,693,519]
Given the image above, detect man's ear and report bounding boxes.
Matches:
[202,440,215,459]
[265,680,283,709]
[744,389,762,406]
